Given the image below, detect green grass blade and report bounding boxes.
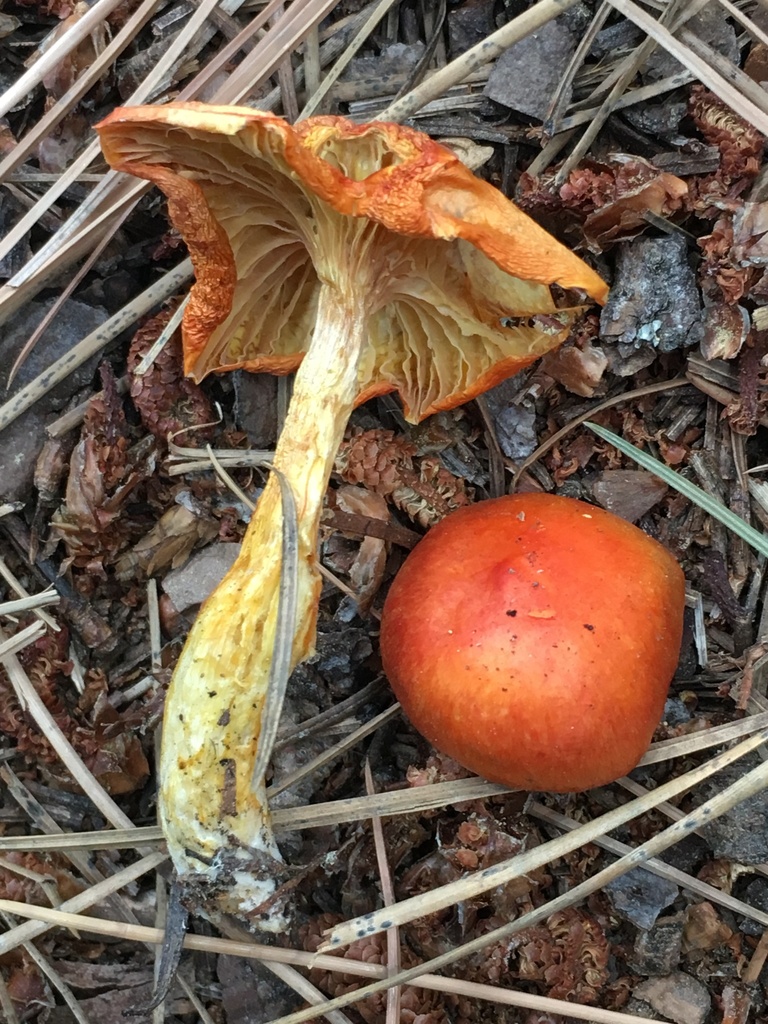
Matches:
[585,421,768,559]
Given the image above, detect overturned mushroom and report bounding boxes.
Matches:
[97,104,607,923]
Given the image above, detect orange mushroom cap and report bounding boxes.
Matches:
[97,103,607,422]
[380,493,686,793]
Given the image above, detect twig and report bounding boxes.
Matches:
[0,0,128,119]
[0,900,660,1024]
[0,0,254,279]
[0,851,168,956]
[0,589,59,618]
[715,0,768,46]
[250,464,300,789]
[544,0,611,135]
[529,801,768,929]
[604,0,768,135]
[0,0,162,185]
[0,622,46,660]
[5,711,768,853]
[273,678,386,751]
[0,260,192,436]
[1,765,120,887]
[0,911,90,1024]
[556,69,694,133]
[389,0,447,106]
[743,928,768,984]
[298,0,403,119]
[215,0,343,104]
[267,704,400,797]
[0,779,513,852]
[266,960,357,1024]
[0,972,19,1024]
[133,296,189,376]
[323,726,768,949]
[0,625,136,829]
[379,0,584,122]
[638,710,768,764]
[147,579,162,678]
[0,558,59,631]
[7,221,124,387]
[271,3,300,122]
[303,26,322,96]
[47,376,129,438]
[555,0,701,184]
[511,378,689,490]
[364,761,401,1024]
[165,440,274,475]
[275,754,768,1024]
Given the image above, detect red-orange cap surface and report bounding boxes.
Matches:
[380,493,685,792]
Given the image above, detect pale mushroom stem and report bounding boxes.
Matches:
[159,281,366,921]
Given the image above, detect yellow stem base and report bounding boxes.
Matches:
[158,283,366,924]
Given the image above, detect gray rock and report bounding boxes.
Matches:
[0,191,31,279]
[342,41,425,81]
[659,834,709,875]
[311,623,372,690]
[480,373,537,459]
[485,18,577,120]
[739,878,768,936]
[162,542,240,612]
[600,236,704,376]
[635,972,711,1024]
[0,297,108,501]
[233,370,278,448]
[625,996,662,1020]
[662,698,692,728]
[622,101,689,146]
[218,954,301,1023]
[695,752,768,864]
[590,20,644,59]
[591,469,668,523]
[631,916,684,976]
[643,2,738,81]
[448,0,495,57]
[604,867,679,929]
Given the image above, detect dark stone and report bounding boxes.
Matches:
[643,2,738,81]
[694,752,768,865]
[630,915,684,975]
[737,877,768,936]
[218,954,301,1023]
[634,972,711,1024]
[310,622,373,694]
[480,373,536,459]
[484,17,578,120]
[657,834,711,877]
[0,297,108,501]
[0,191,31,280]
[233,369,278,448]
[590,20,644,58]
[604,867,679,929]
[622,101,689,145]
[591,469,668,523]
[662,698,692,729]
[600,236,704,376]
[447,0,495,57]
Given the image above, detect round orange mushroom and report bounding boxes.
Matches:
[96,104,607,921]
[380,493,685,793]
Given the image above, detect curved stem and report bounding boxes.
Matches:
[158,282,366,920]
